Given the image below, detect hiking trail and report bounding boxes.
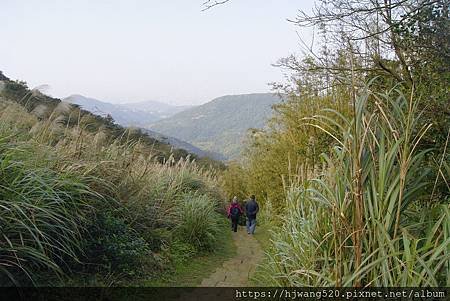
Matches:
[199,226,264,287]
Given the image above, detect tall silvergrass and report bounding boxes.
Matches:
[175,193,221,251]
[0,100,225,285]
[0,135,99,285]
[257,85,450,287]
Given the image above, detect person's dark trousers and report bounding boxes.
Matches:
[231,217,239,232]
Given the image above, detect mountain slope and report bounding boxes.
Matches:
[149,93,282,159]
[63,94,220,160]
[0,72,224,168]
[64,95,190,128]
[143,129,226,161]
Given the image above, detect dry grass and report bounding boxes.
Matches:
[0,99,226,286]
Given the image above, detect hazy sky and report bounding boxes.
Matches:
[1,0,313,105]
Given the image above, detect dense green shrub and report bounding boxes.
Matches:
[175,193,220,251]
[164,240,197,266]
[84,212,152,277]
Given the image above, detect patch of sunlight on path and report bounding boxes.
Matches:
[199,225,264,287]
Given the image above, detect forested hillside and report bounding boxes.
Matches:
[143,128,227,161]
[149,93,282,160]
[0,72,227,286]
[223,0,450,287]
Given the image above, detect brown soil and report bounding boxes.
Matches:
[199,225,263,287]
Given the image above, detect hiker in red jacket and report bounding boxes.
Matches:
[227,196,243,232]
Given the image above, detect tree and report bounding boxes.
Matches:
[291,0,449,142]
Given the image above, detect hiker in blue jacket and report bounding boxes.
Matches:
[245,195,259,234]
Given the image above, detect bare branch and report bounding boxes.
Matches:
[202,0,231,11]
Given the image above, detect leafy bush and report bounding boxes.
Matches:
[143,228,172,252]
[84,212,152,277]
[164,240,197,266]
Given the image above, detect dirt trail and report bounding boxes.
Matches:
[199,225,264,287]
[171,227,264,301]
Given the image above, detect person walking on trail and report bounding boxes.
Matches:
[227,196,243,232]
[245,195,259,234]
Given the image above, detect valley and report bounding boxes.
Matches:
[65,92,282,161]
[149,93,282,160]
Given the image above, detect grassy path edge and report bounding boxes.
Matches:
[142,218,237,287]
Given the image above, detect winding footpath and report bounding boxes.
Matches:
[199,226,264,287]
[173,227,264,301]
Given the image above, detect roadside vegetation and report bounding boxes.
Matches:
[142,218,236,287]
[224,0,449,287]
[0,78,228,286]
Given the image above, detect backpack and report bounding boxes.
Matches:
[230,206,240,218]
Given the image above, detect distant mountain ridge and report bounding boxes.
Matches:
[64,95,190,128]
[119,100,192,118]
[0,71,225,167]
[149,93,282,160]
[63,94,221,160]
[64,93,282,161]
